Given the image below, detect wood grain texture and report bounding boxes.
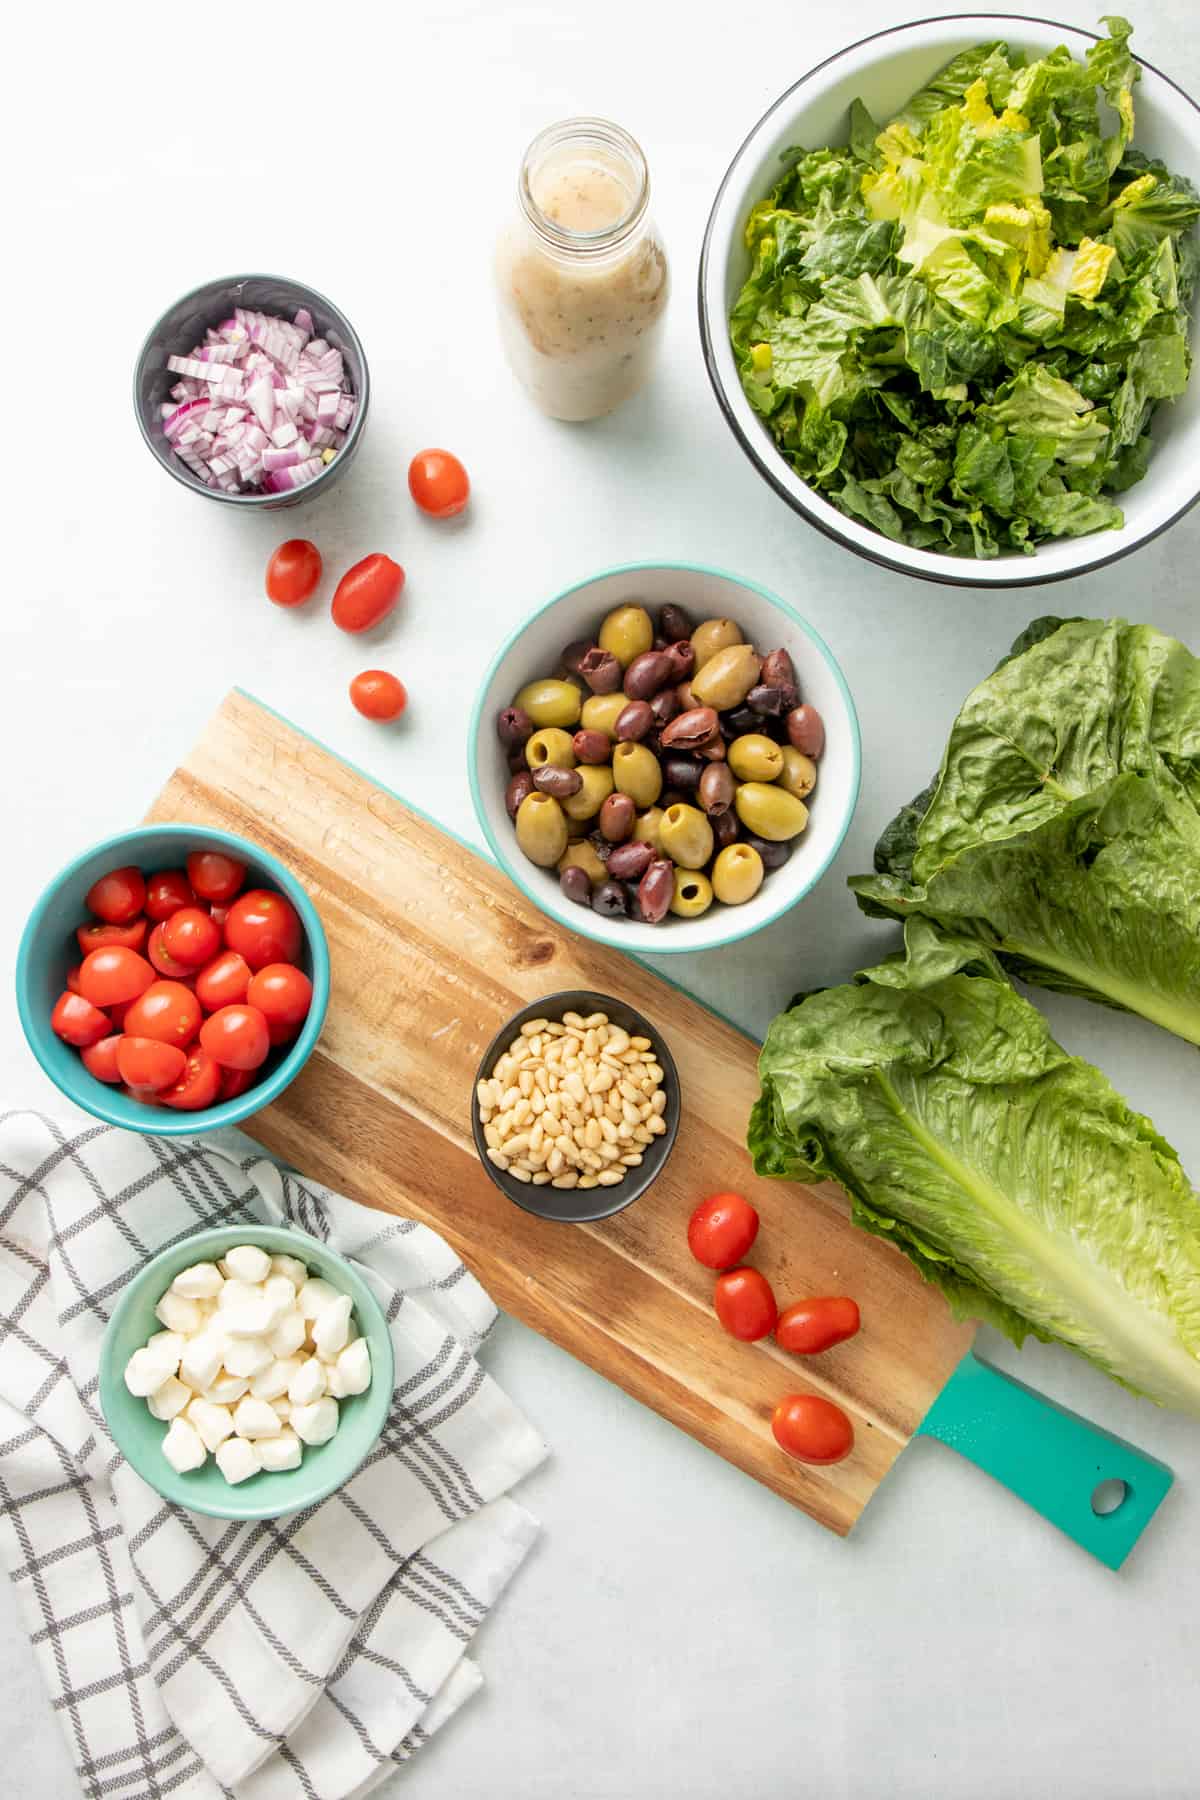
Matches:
[148,692,974,1536]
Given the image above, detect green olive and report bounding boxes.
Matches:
[558,840,608,885]
[598,604,654,669]
[525,727,577,771]
[580,692,629,740]
[657,803,714,871]
[690,617,745,670]
[727,733,784,783]
[670,868,714,918]
[632,806,665,850]
[562,764,614,821]
[735,781,809,842]
[515,793,568,867]
[612,741,663,809]
[711,843,764,905]
[513,678,583,729]
[690,644,763,712]
[779,747,818,801]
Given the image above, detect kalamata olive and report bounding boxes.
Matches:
[747,682,799,718]
[637,859,675,925]
[496,705,533,751]
[599,792,636,842]
[659,603,693,644]
[559,865,593,907]
[676,679,701,712]
[663,755,702,795]
[760,648,798,692]
[615,700,655,741]
[573,727,612,765]
[593,880,629,918]
[663,639,695,682]
[649,688,679,729]
[698,734,727,761]
[533,765,583,799]
[623,650,675,701]
[505,770,535,819]
[740,830,794,871]
[578,647,623,694]
[560,640,599,676]
[786,704,826,757]
[660,706,719,752]
[711,808,740,851]
[607,840,654,881]
[698,762,735,815]
[722,704,760,738]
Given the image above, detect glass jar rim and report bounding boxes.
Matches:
[518,117,650,257]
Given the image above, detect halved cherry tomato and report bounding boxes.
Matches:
[81,1035,124,1084]
[161,907,222,969]
[776,1297,861,1356]
[84,866,146,925]
[76,917,148,956]
[408,449,470,519]
[350,670,408,722]
[199,1004,270,1071]
[50,991,112,1049]
[771,1394,855,1465]
[77,947,156,1009]
[66,963,82,994]
[687,1192,759,1270]
[331,553,405,634]
[196,950,252,1013]
[148,921,195,977]
[223,890,303,970]
[161,1046,222,1111]
[186,851,246,905]
[713,1267,777,1342]
[218,1065,253,1101]
[247,963,312,1043]
[122,980,202,1048]
[144,870,195,921]
[117,1037,186,1093]
[266,538,322,608]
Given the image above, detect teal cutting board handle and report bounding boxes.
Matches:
[917,1351,1173,1570]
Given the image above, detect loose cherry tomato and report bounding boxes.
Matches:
[713,1267,777,1342]
[266,538,322,607]
[218,1065,254,1101]
[331,553,405,634]
[223,890,303,970]
[350,669,408,722]
[199,1004,271,1071]
[161,1046,222,1111]
[77,917,148,956]
[144,870,195,921]
[122,980,202,1048]
[186,851,246,905]
[247,963,312,1043]
[77,947,156,1009]
[66,963,82,993]
[687,1192,760,1270]
[161,907,222,969]
[148,921,195,977]
[196,950,252,1013]
[408,448,470,519]
[50,991,112,1049]
[771,1394,855,1465]
[117,1036,187,1093]
[776,1297,861,1356]
[81,1035,124,1084]
[84,866,146,925]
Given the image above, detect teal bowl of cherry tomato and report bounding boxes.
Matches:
[15,825,330,1137]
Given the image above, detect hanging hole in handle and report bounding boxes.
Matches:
[1092,1477,1129,1516]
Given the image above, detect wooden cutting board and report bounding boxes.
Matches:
[148,690,974,1536]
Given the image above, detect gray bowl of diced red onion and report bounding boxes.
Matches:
[133,273,369,506]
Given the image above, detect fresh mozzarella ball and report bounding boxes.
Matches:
[162,1417,207,1473]
[269,1309,307,1359]
[187,1399,236,1453]
[154,1291,203,1335]
[224,1244,272,1285]
[146,1330,186,1373]
[288,1357,327,1406]
[250,1357,304,1402]
[234,1396,283,1440]
[297,1277,340,1320]
[270,1254,308,1289]
[147,1376,192,1421]
[224,1336,274,1378]
[179,1332,228,1393]
[258,1429,302,1472]
[332,1338,372,1399]
[291,1397,339,1446]
[170,1261,224,1300]
[217,1279,262,1313]
[222,1297,284,1339]
[124,1347,175,1398]
[264,1274,298,1314]
[313,1295,353,1360]
[273,1397,292,1422]
[204,1371,250,1406]
[215,1437,262,1485]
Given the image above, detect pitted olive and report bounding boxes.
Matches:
[612,742,662,808]
[779,747,817,800]
[632,806,665,850]
[658,804,714,871]
[512,678,582,728]
[623,650,675,700]
[573,728,612,764]
[690,644,762,711]
[599,792,636,843]
[607,840,654,882]
[690,617,744,670]
[698,762,735,815]
[734,782,809,842]
[580,692,629,739]
[785,704,826,758]
[515,793,568,867]
[562,765,614,821]
[670,869,713,919]
[636,859,675,924]
[615,700,655,741]
[728,733,784,783]
[711,843,764,906]
[598,604,654,668]
[496,706,533,751]
[525,727,577,771]
[532,765,583,800]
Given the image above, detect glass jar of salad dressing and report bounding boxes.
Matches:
[494,118,670,422]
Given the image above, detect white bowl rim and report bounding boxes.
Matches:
[698,12,1200,589]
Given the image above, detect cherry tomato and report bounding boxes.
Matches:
[266,538,322,607]
[144,870,195,921]
[84,865,146,925]
[195,950,252,1013]
[331,553,405,634]
[350,670,408,722]
[161,1046,222,1111]
[186,851,246,905]
[117,1036,187,1093]
[66,963,82,994]
[771,1394,855,1465]
[687,1192,760,1270]
[121,1084,161,1108]
[77,947,156,1010]
[223,890,303,970]
[50,991,112,1049]
[218,1065,254,1100]
[76,917,148,956]
[199,1004,271,1071]
[122,980,202,1048]
[148,921,195,977]
[776,1297,861,1356]
[713,1267,777,1342]
[161,907,222,969]
[247,963,312,1043]
[408,448,470,519]
[81,1035,124,1085]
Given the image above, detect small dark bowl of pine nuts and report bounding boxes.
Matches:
[471,991,681,1223]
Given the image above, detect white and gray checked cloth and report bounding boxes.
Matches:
[0,1110,549,1800]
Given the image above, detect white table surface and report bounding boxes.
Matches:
[5,1,1200,1794]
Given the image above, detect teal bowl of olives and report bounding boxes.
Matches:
[468,561,861,953]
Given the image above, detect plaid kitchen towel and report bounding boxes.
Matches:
[0,1110,548,1800]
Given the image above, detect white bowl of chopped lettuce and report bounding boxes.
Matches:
[699,16,1200,584]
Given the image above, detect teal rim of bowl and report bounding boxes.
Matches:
[15,823,330,1136]
[467,558,863,954]
[98,1224,395,1520]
